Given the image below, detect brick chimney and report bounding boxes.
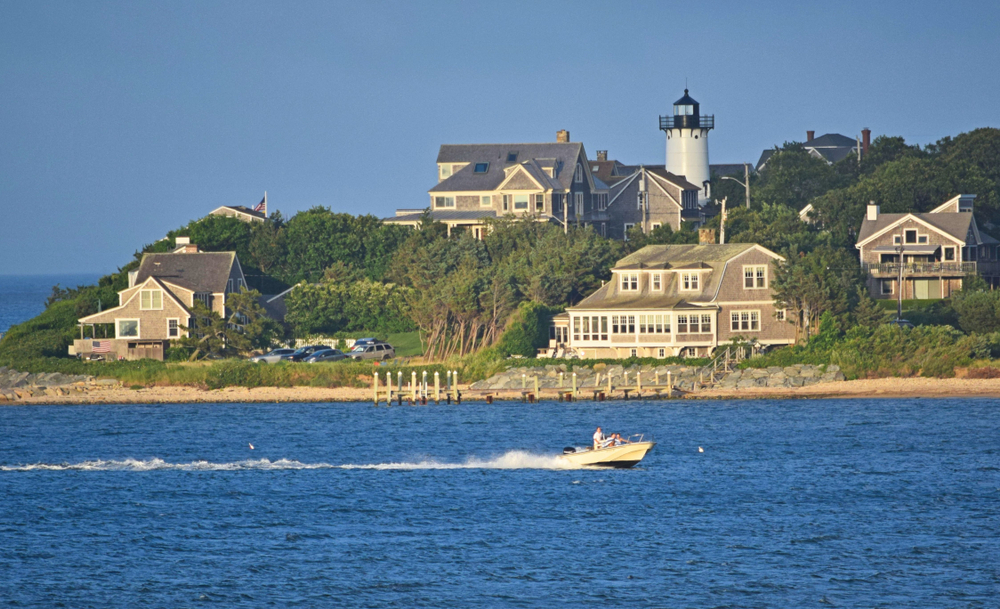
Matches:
[699,228,716,245]
[556,129,570,143]
[861,128,871,155]
[596,150,608,161]
[866,201,879,221]
[806,130,815,142]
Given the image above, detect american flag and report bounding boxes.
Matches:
[92,340,112,354]
[254,193,267,215]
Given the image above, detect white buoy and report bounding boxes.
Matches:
[249,443,255,450]
[698,446,703,453]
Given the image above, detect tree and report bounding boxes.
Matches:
[771,246,864,341]
[951,276,1000,334]
[175,288,281,360]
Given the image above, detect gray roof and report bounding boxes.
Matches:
[756,149,776,170]
[384,210,498,223]
[710,164,748,177]
[857,212,974,244]
[572,244,762,311]
[812,147,856,164]
[431,143,584,193]
[806,133,857,148]
[135,252,238,294]
[219,205,266,220]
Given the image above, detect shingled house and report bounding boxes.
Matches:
[856,195,1000,299]
[71,239,248,360]
[550,243,795,358]
[385,131,609,237]
[603,166,704,239]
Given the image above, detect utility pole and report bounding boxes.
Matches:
[563,194,568,234]
[743,163,750,209]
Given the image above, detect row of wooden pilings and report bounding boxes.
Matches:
[372,370,462,405]
[372,368,704,405]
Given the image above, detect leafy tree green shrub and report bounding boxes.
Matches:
[495,302,561,357]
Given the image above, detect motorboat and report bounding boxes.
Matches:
[560,434,655,468]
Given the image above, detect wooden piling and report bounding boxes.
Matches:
[434,372,440,403]
[533,375,539,398]
[372,373,379,405]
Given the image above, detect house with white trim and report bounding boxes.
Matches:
[385,130,609,238]
[603,166,704,239]
[71,239,248,360]
[549,242,795,358]
[856,195,1000,300]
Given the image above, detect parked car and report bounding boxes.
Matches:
[249,348,296,364]
[349,342,395,360]
[304,349,348,363]
[282,345,331,362]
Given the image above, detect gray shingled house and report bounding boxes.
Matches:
[385,131,610,237]
[72,240,248,360]
[603,166,703,240]
[550,243,795,359]
[856,195,1000,300]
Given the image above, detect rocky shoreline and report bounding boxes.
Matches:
[0,366,119,402]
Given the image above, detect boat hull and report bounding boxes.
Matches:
[559,441,655,468]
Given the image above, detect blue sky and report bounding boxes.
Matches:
[2,0,998,275]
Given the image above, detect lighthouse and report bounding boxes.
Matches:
[660,89,714,205]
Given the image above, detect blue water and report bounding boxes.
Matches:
[1,399,998,607]
[0,274,101,334]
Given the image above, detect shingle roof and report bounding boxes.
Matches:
[135,252,238,294]
[857,212,974,244]
[756,149,776,170]
[813,147,856,164]
[384,210,498,223]
[615,243,757,268]
[431,143,584,192]
[806,133,857,148]
[218,205,266,220]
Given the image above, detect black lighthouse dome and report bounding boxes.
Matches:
[672,89,699,127]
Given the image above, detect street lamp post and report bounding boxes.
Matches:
[720,163,751,209]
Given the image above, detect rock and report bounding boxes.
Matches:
[826,364,840,373]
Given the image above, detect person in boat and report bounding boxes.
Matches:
[593,426,604,450]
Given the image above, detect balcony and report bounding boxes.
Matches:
[863,262,977,276]
[659,115,715,130]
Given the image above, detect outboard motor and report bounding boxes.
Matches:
[563,447,577,454]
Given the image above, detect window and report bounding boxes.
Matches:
[574,164,583,183]
[480,195,492,207]
[535,194,544,212]
[474,162,489,173]
[117,319,139,338]
[575,192,583,213]
[776,309,786,321]
[440,165,452,180]
[597,193,607,211]
[503,195,510,211]
[592,165,599,173]
[573,316,580,341]
[881,279,894,295]
[630,348,638,357]
[677,315,689,333]
[582,316,590,341]
[680,273,699,291]
[944,246,956,261]
[730,310,761,332]
[434,196,455,208]
[700,314,712,333]
[651,222,661,230]
[195,292,212,309]
[513,195,529,210]
[623,223,635,240]
[167,319,179,338]
[620,273,639,291]
[905,229,917,244]
[627,315,635,333]
[227,278,234,292]
[918,235,928,244]
[612,315,620,333]
[600,316,608,340]
[652,274,662,291]
[744,265,767,289]
[893,235,901,245]
[140,289,162,310]
[553,194,562,213]
[507,152,518,163]
[674,104,693,115]
[658,348,666,358]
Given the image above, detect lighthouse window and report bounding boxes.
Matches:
[674,104,693,115]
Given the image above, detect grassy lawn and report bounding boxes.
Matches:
[876,298,944,311]
[384,331,424,357]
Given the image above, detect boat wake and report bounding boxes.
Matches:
[0,451,579,472]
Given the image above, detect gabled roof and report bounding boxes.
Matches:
[811,147,856,164]
[211,205,266,220]
[431,143,585,193]
[756,149,776,171]
[134,252,239,294]
[615,243,763,268]
[856,212,974,246]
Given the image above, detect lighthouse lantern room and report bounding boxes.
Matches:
[659,89,714,205]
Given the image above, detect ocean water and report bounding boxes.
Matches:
[1,399,997,607]
[0,274,101,335]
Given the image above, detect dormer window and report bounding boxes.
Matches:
[652,274,662,291]
[507,152,518,163]
[440,165,452,179]
[474,162,489,174]
[680,272,700,291]
[620,273,639,291]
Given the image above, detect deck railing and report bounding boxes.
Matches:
[862,262,977,275]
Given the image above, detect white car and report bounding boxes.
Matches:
[249,348,296,364]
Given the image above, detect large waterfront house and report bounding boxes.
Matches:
[856,195,1000,300]
[549,242,795,359]
[384,131,610,238]
[71,239,248,361]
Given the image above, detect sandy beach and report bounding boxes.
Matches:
[5,376,1000,405]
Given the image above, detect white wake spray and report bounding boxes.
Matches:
[0,451,581,472]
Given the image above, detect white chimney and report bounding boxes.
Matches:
[867,201,879,221]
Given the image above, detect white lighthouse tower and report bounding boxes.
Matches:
[660,89,714,205]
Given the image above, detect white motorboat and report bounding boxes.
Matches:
[560,435,655,468]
